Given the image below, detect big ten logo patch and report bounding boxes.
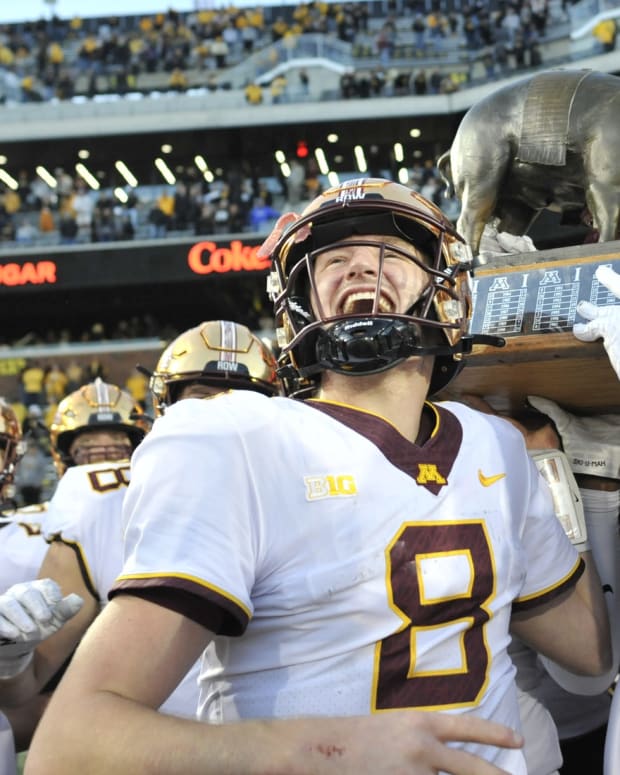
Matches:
[304,474,357,501]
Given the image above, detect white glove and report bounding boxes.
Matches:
[478,219,537,262]
[0,579,83,679]
[573,265,620,380]
[527,395,620,479]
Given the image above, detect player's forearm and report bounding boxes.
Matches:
[26,692,288,775]
[572,551,613,674]
[26,691,523,775]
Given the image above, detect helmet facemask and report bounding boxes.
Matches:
[268,181,474,392]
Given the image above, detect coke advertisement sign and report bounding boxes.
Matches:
[0,236,268,293]
[188,240,270,275]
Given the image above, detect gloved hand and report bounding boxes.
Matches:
[478,219,537,262]
[527,395,620,479]
[573,265,620,380]
[0,578,83,679]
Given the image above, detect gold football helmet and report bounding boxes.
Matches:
[0,398,24,494]
[50,378,149,475]
[266,177,480,394]
[151,320,279,415]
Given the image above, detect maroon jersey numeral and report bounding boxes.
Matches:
[374,521,494,710]
[87,465,130,493]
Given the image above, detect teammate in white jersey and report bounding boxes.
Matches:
[26,179,611,775]
[0,381,147,727]
[0,398,29,775]
[0,399,58,775]
[0,327,280,729]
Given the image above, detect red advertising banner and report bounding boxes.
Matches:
[0,236,267,293]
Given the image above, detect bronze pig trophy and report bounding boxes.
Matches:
[438,69,620,263]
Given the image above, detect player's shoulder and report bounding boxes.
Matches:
[437,400,525,445]
[153,392,296,435]
[50,461,130,506]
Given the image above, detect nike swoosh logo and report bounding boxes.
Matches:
[478,470,507,487]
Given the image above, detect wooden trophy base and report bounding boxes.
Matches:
[436,241,620,415]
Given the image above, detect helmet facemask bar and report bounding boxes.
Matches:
[0,435,23,492]
[71,441,134,466]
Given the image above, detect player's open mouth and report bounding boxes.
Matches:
[339,291,395,315]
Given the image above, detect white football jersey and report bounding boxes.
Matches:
[0,503,50,592]
[114,393,581,774]
[45,460,199,719]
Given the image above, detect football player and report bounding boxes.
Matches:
[0,398,28,775]
[0,380,147,730]
[460,393,619,775]
[0,328,279,732]
[0,399,70,775]
[516,396,620,775]
[27,178,612,775]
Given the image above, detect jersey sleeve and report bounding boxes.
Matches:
[43,462,131,602]
[512,453,583,612]
[111,395,270,636]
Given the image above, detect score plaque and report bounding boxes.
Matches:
[438,241,620,414]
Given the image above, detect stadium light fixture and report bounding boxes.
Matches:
[36,166,57,188]
[280,162,291,178]
[354,145,367,173]
[0,169,18,190]
[155,157,176,185]
[194,155,208,172]
[397,167,409,184]
[314,147,329,176]
[327,171,340,187]
[393,143,404,163]
[114,160,138,188]
[274,150,286,164]
[114,187,129,203]
[115,160,138,188]
[75,163,100,190]
[194,155,213,183]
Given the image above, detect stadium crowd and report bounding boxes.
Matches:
[0,1,611,253]
[0,1,569,103]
